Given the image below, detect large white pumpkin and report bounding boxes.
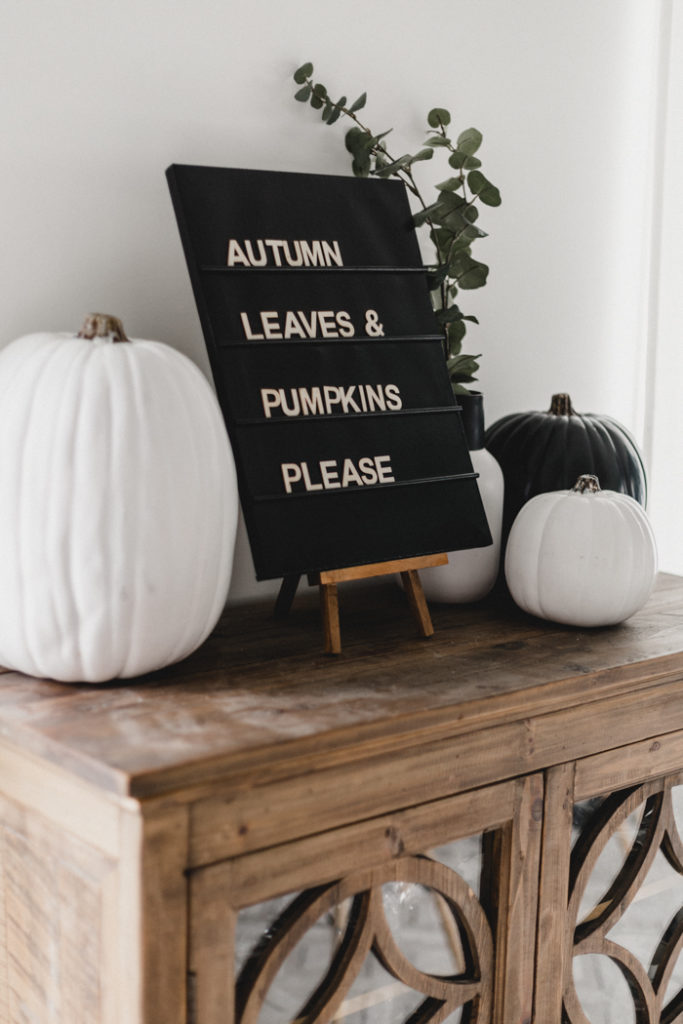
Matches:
[0,314,239,682]
[504,474,657,627]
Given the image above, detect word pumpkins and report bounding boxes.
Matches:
[0,314,239,683]
[505,475,657,628]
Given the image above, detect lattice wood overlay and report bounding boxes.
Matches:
[235,855,493,1024]
[564,773,683,1024]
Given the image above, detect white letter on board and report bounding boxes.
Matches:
[358,458,378,485]
[264,239,286,266]
[323,386,342,414]
[283,240,303,267]
[340,387,361,414]
[385,384,402,410]
[299,388,324,415]
[261,389,281,418]
[322,240,343,266]
[336,311,354,337]
[261,312,283,339]
[244,240,267,266]
[301,463,323,491]
[281,463,302,493]
[376,455,395,483]
[226,240,250,266]
[341,459,363,487]
[320,461,341,489]
[318,312,338,338]
[240,312,264,340]
[300,240,325,266]
[283,311,306,339]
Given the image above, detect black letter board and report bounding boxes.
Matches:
[166,164,491,580]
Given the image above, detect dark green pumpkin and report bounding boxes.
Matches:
[484,393,647,540]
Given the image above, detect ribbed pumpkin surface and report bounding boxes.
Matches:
[504,480,657,627]
[484,393,647,540]
[0,330,238,682]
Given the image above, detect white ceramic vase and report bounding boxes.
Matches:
[421,393,504,603]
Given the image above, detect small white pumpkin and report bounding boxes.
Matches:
[504,474,657,627]
[0,314,238,682]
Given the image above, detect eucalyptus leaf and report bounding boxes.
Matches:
[414,193,466,228]
[349,92,367,112]
[412,206,436,227]
[410,148,434,163]
[449,220,487,242]
[456,127,483,155]
[427,264,449,289]
[345,127,366,153]
[448,150,482,171]
[294,84,312,102]
[444,228,475,253]
[351,151,371,176]
[456,257,489,289]
[427,107,451,128]
[374,154,413,177]
[325,96,347,127]
[447,321,466,352]
[449,353,481,382]
[293,62,313,84]
[424,135,452,148]
[437,191,467,212]
[467,170,502,206]
[430,227,455,250]
[436,177,464,192]
[441,213,471,237]
[436,305,466,324]
[312,83,327,100]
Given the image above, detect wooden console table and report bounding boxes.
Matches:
[2,574,683,1024]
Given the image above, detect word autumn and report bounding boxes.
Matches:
[281,454,395,494]
[261,383,402,418]
[226,238,342,268]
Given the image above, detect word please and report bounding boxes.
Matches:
[262,384,402,418]
[281,455,395,493]
[227,238,343,268]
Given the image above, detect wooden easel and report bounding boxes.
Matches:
[274,553,447,655]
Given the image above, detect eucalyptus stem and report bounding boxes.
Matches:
[291,62,501,393]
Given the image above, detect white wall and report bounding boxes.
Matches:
[0,0,669,601]
[647,0,683,574]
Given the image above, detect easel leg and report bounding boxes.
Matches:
[400,569,435,639]
[320,582,341,655]
[273,574,301,618]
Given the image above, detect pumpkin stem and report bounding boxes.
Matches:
[573,474,601,494]
[549,393,575,416]
[77,314,130,343]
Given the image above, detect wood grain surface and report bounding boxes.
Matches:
[0,575,681,799]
